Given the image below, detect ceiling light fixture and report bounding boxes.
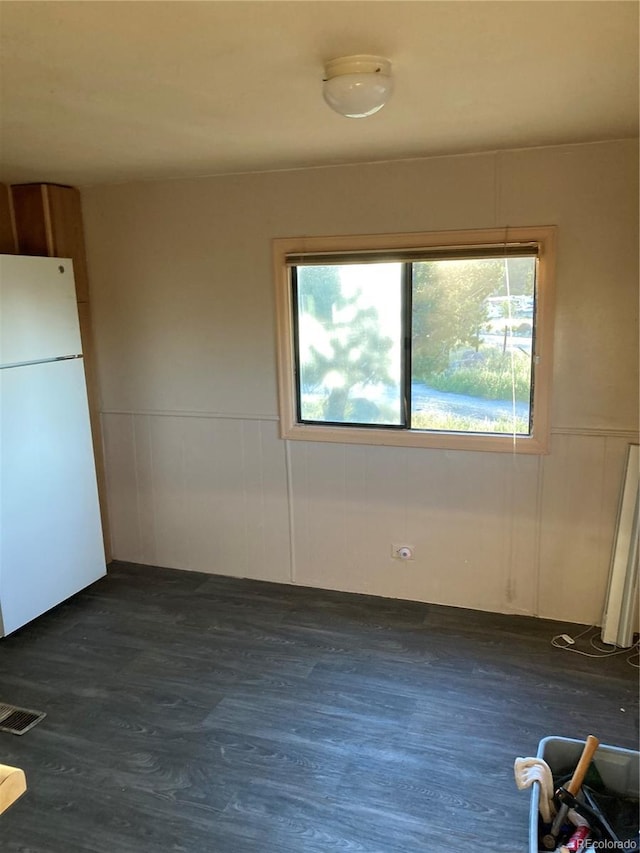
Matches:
[322,55,393,119]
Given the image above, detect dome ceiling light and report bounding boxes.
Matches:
[322,55,393,119]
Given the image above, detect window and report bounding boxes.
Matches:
[273,227,556,453]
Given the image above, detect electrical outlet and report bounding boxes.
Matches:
[391,544,414,560]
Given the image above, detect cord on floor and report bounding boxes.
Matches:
[551,624,640,668]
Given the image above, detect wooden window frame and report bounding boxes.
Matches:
[273,226,556,454]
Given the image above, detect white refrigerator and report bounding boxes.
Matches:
[0,254,105,637]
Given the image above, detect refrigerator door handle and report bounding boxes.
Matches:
[0,354,83,370]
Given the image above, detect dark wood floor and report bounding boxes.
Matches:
[1,562,637,852]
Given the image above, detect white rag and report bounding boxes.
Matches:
[514,756,556,825]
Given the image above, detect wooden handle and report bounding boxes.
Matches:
[567,734,599,795]
[0,763,27,815]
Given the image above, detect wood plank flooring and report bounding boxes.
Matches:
[0,562,637,852]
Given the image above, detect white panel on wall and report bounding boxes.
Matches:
[147,416,190,569]
[404,448,540,614]
[101,414,142,562]
[290,441,409,595]
[261,153,498,238]
[537,433,631,623]
[102,413,291,582]
[133,414,157,566]
[180,414,223,570]
[497,141,639,432]
[502,454,542,614]
[290,441,540,615]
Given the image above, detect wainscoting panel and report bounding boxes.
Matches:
[101,413,291,582]
[538,432,633,624]
[289,441,540,614]
[100,413,142,562]
[102,412,637,623]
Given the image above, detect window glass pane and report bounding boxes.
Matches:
[296,263,403,425]
[411,257,536,434]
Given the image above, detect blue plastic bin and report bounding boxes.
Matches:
[529,736,639,852]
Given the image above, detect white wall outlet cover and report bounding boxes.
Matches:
[392,545,414,560]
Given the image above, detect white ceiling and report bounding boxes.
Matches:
[1,1,638,186]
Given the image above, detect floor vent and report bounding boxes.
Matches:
[0,703,46,735]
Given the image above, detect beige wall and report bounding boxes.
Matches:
[82,139,639,624]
